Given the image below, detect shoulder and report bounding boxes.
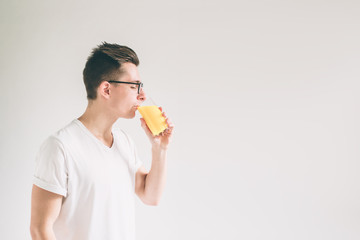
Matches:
[39,120,80,153]
[112,128,134,146]
[51,119,86,146]
[112,127,129,138]
[39,135,64,151]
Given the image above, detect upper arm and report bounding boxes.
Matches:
[135,165,148,201]
[30,184,63,231]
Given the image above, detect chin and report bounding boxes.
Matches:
[131,112,137,119]
[125,112,136,119]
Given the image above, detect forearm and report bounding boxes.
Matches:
[143,147,167,205]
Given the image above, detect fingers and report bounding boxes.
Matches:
[160,127,172,136]
[159,107,175,128]
[157,107,175,137]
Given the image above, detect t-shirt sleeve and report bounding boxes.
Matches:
[33,136,68,197]
[120,130,143,174]
[133,141,143,173]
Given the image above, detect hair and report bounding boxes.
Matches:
[83,42,139,100]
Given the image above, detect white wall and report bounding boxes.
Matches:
[1,0,359,239]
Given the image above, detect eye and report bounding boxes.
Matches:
[131,86,137,89]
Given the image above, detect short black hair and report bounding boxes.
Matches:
[83,42,139,100]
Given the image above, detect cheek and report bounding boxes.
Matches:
[111,89,135,108]
[113,95,132,108]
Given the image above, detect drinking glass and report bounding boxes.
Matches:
[137,97,168,136]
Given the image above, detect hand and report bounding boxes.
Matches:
[140,107,175,150]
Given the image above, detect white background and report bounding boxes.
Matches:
[0,0,359,239]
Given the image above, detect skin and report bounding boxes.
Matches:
[30,62,174,239]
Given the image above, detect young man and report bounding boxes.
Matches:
[30,42,174,240]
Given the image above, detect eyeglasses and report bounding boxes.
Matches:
[107,80,144,94]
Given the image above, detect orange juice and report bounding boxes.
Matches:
[137,105,168,136]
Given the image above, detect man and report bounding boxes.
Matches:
[30,42,174,240]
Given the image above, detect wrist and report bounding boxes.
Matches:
[152,145,168,152]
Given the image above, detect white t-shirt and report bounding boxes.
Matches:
[33,119,143,240]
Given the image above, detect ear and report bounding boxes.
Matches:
[98,81,111,99]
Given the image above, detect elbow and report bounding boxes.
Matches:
[30,223,52,240]
[30,225,41,240]
[150,200,160,206]
[142,197,160,206]
[148,202,159,206]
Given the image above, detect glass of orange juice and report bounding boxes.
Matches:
[137,97,168,136]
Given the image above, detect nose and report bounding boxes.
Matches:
[137,88,146,102]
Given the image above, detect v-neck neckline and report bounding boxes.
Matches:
[74,119,115,151]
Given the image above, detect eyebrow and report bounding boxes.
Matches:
[132,80,141,83]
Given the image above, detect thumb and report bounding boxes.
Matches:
[140,118,153,136]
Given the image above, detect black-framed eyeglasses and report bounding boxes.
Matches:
[107,80,144,94]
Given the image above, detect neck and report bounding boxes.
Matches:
[77,101,117,139]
